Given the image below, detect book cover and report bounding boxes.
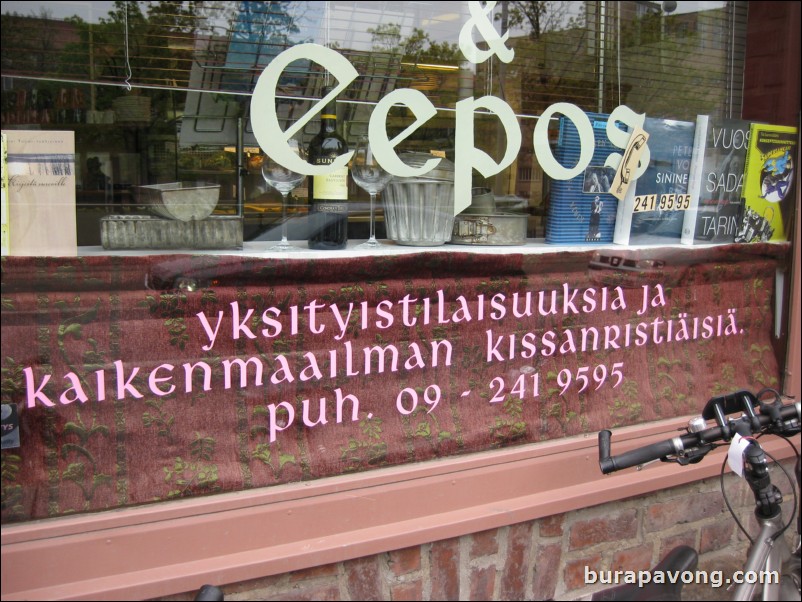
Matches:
[734,122,798,243]
[1,129,77,256]
[613,117,696,246]
[681,116,751,245]
[545,112,618,244]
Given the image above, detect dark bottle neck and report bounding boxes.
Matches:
[319,115,337,134]
[319,87,337,133]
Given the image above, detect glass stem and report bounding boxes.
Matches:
[368,192,376,242]
[281,194,289,243]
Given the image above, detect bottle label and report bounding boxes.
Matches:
[313,201,347,214]
[313,166,348,200]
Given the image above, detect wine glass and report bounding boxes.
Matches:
[350,137,392,249]
[261,139,306,252]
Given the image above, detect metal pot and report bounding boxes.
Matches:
[138,182,220,222]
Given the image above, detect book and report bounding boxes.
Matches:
[734,122,798,243]
[1,129,77,256]
[681,116,751,245]
[613,117,696,246]
[545,112,619,244]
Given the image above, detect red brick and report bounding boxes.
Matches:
[500,522,533,600]
[344,556,382,601]
[532,542,562,600]
[700,521,735,554]
[568,509,638,550]
[660,531,697,558]
[469,528,500,559]
[745,32,782,57]
[644,492,724,532]
[539,513,565,538]
[722,473,749,508]
[564,553,603,592]
[387,546,422,576]
[737,513,761,544]
[469,566,496,600]
[430,538,460,601]
[611,543,653,573]
[264,584,340,601]
[774,460,796,497]
[391,579,423,601]
[289,563,339,582]
[223,573,284,595]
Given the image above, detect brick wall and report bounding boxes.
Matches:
[742,1,801,126]
[158,460,796,601]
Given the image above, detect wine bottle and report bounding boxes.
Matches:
[308,87,349,250]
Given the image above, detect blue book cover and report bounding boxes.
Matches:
[613,117,696,245]
[546,112,618,244]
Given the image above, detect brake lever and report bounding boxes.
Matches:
[663,444,715,466]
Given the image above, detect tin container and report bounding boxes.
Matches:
[382,153,455,246]
[469,187,496,214]
[450,213,528,245]
[101,215,242,250]
[138,182,220,222]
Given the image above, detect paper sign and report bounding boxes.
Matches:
[611,126,649,201]
[2,129,77,256]
[727,432,751,477]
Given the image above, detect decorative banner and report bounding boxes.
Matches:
[0,245,787,523]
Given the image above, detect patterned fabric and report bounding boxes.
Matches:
[0,244,788,523]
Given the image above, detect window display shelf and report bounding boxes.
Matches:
[77,238,772,259]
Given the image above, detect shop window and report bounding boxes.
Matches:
[1,1,749,250]
[3,1,793,532]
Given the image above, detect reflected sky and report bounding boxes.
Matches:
[2,0,115,23]
[1,1,730,30]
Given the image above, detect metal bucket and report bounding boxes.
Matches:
[382,153,455,246]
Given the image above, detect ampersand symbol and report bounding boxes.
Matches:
[459,1,515,64]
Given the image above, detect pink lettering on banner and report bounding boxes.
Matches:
[21,283,747,427]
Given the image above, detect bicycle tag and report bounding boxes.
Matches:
[726,432,751,477]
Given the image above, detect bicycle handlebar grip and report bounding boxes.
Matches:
[194,585,224,601]
[598,430,614,474]
[598,396,800,476]
[599,436,680,474]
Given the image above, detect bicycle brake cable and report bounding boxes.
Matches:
[720,453,754,544]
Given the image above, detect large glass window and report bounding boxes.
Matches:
[1,1,748,248]
[2,2,796,537]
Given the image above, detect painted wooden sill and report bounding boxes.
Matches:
[1,415,794,601]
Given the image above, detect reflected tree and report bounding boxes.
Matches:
[360,22,462,152]
[615,6,729,119]
[59,1,197,89]
[502,0,583,40]
[367,23,460,65]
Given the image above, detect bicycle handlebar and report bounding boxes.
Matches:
[598,397,801,474]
